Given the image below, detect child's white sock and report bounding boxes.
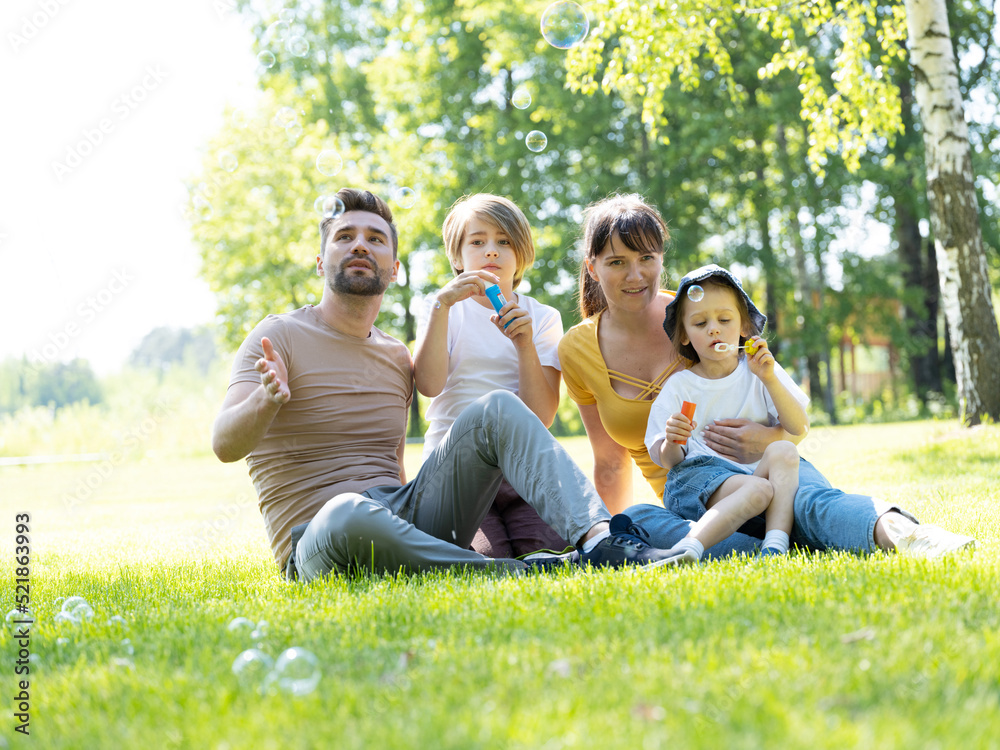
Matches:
[669,537,705,561]
[761,530,790,554]
[580,529,610,553]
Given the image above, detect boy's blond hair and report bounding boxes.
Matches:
[442,194,535,289]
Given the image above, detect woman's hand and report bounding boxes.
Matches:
[702,418,788,464]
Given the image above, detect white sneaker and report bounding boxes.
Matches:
[659,547,700,566]
[894,524,975,558]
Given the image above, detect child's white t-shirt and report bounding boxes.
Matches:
[645,358,809,472]
[418,294,563,457]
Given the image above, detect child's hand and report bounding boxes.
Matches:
[491,300,534,347]
[746,336,776,381]
[434,270,501,309]
[666,410,696,445]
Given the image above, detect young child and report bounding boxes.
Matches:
[645,264,810,563]
[414,194,570,558]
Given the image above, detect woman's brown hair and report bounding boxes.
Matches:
[577,194,669,318]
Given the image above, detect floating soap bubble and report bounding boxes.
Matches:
[395,187,417,209]
[191,197,213,221]
[286,36,310,57]
[525,130,548,152]
[5,609,32,632]
[227,616,255,634]
[266,21,289,43]
[687,284,704,302]
[232,648,274,689]
[273,107,298,129]
[269,647,321,696]
[285,122,303,140]
[219,152,239,173]
[315,195,346,219]
[257,50,276,69]
[541,1,589,50]
[54,611,79,626]
[62,596,94,621]
[315,150,343,177]
[106,615,128,629]
[511,87,532,110]
[254,620,270,636]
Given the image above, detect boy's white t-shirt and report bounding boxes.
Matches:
[645,358,809,473]
[418,294,563,457]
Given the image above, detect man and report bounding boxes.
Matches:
[212,187,680,580]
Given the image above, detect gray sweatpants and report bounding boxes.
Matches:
[293,390,611,580]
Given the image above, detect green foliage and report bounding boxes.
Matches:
[0,357,102,415]
[4,421,998,748]
[566,0,909,175]
[129,325,219,375]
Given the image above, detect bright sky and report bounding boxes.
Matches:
[0,0,260,374]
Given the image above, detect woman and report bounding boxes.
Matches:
[558,194,973,557]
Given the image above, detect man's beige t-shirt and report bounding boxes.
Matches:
[229,306,413,568]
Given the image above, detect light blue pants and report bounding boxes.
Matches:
[294,391,611,580]
[627,458,913,556]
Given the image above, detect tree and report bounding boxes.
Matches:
[902,0,1000,424]
[129,326,218,375]
[564,0,1000,424]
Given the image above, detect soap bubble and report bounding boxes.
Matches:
[54,611,79,626]
[191,197,213,221]
[61,596,94,621]
[227,616,255,634]
[266,21,289,43]
[315,195,346,219]
[394,187,417,209]
[273,107,298,129]
[219,152,239,173]
[269,647,321,696]
[687,284,704,302]
[285,122,303,140]
[257,50,276,69]
[232,648,274,688]
[106,615,128,629]
[511,87,532,110]
[525,130,548,152]
[315,150,343,177]
[541,2,589,50]
[286,36,310,57]
[5,609,32,632]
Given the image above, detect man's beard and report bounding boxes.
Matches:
[328,257,392,297]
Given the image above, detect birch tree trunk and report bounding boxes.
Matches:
[903,0,1000,425]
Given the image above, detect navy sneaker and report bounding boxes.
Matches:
[580,514,678,569]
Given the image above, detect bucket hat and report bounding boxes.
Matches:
[663,264,766,341]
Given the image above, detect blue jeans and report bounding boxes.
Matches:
[628,457,912,556]
[293,391,610,580]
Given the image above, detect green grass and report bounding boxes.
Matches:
[2,420,999,749]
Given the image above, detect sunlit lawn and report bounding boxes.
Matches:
[1,420,998,749]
